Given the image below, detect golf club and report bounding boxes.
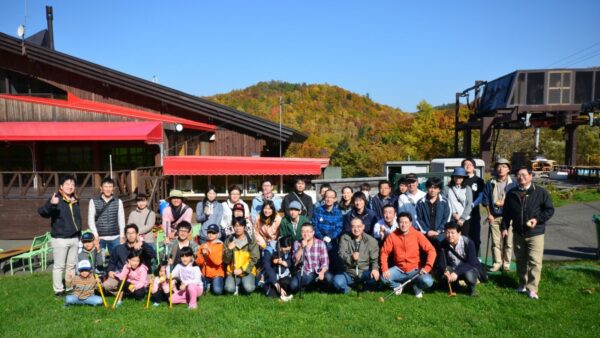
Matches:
[378,273,420,303]
[353,239,361,298]
[485,219,492,268]
[94,273,108,308]
[447,279,457,297]
[145,274,153,309]
[112,275,128,309]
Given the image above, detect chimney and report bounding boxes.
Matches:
[46,6,54,50]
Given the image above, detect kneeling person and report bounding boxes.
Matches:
[262,236,295,301]
[380,212,436,298]
[439,222,485,296]
[290,223,331,292]
[223,217,260,294]
[333,218,380,294]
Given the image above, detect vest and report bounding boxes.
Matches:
[93,196,120,236]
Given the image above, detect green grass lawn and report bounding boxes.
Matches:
[548,187,600,208]
[1,261,599,337]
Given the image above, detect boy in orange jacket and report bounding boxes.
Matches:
[195,224,225,295]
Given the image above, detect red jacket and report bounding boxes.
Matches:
[380,227,436,273]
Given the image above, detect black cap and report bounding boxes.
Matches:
[405,173,418,183]
[206,224,220,234]
[81,232,95,242]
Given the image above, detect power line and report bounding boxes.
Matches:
[561,48,600,68]
[546,39,600,68]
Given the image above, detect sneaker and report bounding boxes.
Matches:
[394,286,403,296]
[55,291,65,297]
[528,290,539,300]
[516,286,527,293]
[502,265,511,272]
[489,264,501,272]
[188,305,197,310]
[115,301,122,308]
[152,302,160,307]
[413,285,423,298]
[280,294,293,302]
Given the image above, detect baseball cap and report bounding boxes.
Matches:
[289,201,302,210]
[77,260,92,272]
[405,173,418,183]
[81,232,95,242]
[206,224,220,234]
[232,203,245,212]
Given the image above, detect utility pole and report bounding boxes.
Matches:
[279,96,283,157]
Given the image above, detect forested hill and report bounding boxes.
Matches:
[208,81,457,177]
[209,81,600,177]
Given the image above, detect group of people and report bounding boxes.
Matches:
[38,157,554,308]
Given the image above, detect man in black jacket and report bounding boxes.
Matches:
[439,222,483,296]
[282,177,314,219]
[38,174,82,296]
[501,167,554,300]
[102,224,155,295]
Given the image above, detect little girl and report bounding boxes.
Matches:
[171,246,203,309]
[115,250,148,306]
[150,263,175,306]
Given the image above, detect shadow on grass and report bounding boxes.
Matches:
[488,273,519,289]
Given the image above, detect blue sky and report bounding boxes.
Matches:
[1,0,599,111]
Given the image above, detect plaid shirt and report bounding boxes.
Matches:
[312,205,343,240]
[293,238,329,274]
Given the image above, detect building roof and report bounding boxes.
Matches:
[0,32,307,143]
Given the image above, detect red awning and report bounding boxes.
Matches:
[163,156,329,175]
[0,121,163,144]
[0,93,216,132]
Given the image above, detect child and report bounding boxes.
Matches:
[65,260,104,307]
[150,263,175,306]
[223,217,260,295]
[115,250,148,306]
[262,236,294,301]
[168,221,199,267]
[171,246,203,309]
[78,232,104,276]
[195,224,225,295]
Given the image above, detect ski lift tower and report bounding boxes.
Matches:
[455,68,600,171]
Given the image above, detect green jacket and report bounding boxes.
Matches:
[338,233,380,278]
[279,215,310,241]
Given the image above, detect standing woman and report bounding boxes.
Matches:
[444,168,474,235]
[338,186,354,216]
[343,192,378,235]
[462,158,485,255]
[38,174,82,296]
[196,185,224,243]
[220,185,250,234]
[254,200,282,251]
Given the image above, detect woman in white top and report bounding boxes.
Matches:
[221,185,251,237]
[444,167,474,235]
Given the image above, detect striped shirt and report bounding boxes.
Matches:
[72,274,97,299]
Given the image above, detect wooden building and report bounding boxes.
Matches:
[0,26,326,239]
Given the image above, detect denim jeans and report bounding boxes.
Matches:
[224,274,256,294]
[204,276,224,295]
[332,270,376,294]
[65,294,104,306]
[99,238,120,257]
[381,266,433,294]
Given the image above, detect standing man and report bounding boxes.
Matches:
[251,179,282,224]
[312,189,344,273]
[482,158,517,272]
[369,180,398,220]
[127,193,156,248]
[38,174,82,296]
[279,201,310,241]
[380,212,436,298]
[332,218,380,294]
[501,167,554,300]
[88,177,125,256]
[462,158,485,255]
[282,177,314,219]
[397,173,426,225]
[415,177,451,247]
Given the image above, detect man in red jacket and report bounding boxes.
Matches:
[380,212,437,298]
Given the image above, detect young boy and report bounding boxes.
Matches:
[171,246,203,309]
[65,260,104,307]
[78,232,104,276]
[168,221,199,267]
[195,224,225,295]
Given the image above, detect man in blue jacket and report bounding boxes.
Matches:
[415,177,451,248]
[312,189,343,273]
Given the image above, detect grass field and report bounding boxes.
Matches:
[547,187,600,208]
[1,261,599,337]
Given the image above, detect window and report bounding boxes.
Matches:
[595,72,600,101]
[574,71,594,104]
[0,68,67,99]
[41,144,93,171]
[526,72,545,105]
[547,71,572,104]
